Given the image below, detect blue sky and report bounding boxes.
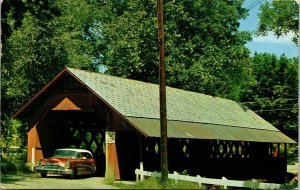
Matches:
[239,0,298,58]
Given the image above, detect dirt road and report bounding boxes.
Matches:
[1,173,118,189]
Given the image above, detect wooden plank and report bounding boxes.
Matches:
[105,143,120,180]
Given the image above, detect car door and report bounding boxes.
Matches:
[80,152,95,174]
[76,152,88,175]
[85,152,96,174]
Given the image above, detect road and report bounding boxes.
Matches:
[0,173,118,189]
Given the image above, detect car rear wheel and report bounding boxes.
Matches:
[41,172,47,178]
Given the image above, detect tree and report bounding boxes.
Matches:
[1,0,104,148]
[257,0,298,44]
[0,116,24,149]
[241,53,298,140]
[100,0,252,100]
[2,0,105,113]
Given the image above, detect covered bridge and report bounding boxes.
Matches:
[14,67,295,182]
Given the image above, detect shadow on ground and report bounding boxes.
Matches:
[1,173,38,183]
[1,173,118,189]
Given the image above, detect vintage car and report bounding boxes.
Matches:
[35,148,96,179]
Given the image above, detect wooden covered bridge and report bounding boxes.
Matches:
[14,67,295,182]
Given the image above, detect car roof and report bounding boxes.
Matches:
[55,148,92,154]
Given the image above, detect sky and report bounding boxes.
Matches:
[239,0,298,58]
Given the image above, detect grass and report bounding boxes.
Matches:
[107,177,204,189]
[282,179,299,190]
[0,173,39,185]
[1,162,34,175]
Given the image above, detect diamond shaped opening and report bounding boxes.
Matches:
[95,133,102,144]
[219,144,224,153]
[238,145,242,155]
[74,130,81,140]
[80,142,86,149]
[91,141,97,153]
[86,132,92,142]
[183,145,187,153]
[154,143,159,154]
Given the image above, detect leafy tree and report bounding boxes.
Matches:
[0,116,24,149]
[100,0,252,100]
[2,0,33,41]
[257,0,298,44]
[241,53,298,140]
[1,0,104,148]
[3,0,105,107]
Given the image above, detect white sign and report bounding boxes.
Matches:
[105,131,116,143]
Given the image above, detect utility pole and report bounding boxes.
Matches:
[156,0,168,182]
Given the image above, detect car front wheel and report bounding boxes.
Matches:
[41,172,47,178]
[70,168,77,179]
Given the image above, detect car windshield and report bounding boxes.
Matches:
[53,150,80,158]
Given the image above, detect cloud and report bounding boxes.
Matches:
[252,32,295,45]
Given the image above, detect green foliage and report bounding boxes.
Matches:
[257,0,298,44]
[1,0,104,146]
[1,161,33,174]
[1,162,18,174]
[2,0,103,102]
[287,144,298,164]
[282,183,298,190]
[0,114,30,174]
[1,147,32,174]
[100,0,252,100]
[241,53,298,140]
[0,117,25,149]
[0,108,27,173]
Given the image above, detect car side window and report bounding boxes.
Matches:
[86,153,92,159]
[75,152,80,158]
[80,152,92,159]
[80,153,86,159]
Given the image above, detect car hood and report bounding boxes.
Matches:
[41,157,70,164]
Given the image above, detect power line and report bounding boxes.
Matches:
[246,0,264,10]
[242,98,298,104]
[245,0,261,9]
[254,108,297,112]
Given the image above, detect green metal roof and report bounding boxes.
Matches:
[66,68,295,143]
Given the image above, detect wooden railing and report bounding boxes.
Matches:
[135,169,282,189]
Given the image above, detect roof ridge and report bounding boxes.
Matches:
[66,67,159,86]
[66,67,235,104]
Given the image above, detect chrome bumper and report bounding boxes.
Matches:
[35,166,73,175]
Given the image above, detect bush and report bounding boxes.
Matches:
[1,148,33,174]
[287,144,298,164]
[1,161,17,174]
[1,160,33,175]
